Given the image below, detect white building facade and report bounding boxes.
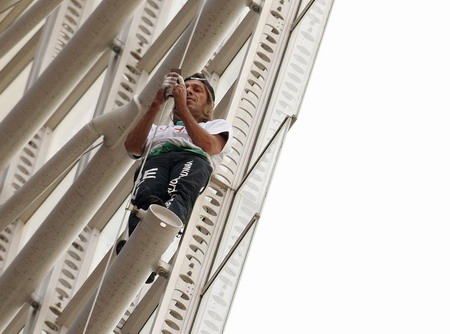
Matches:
[0,0,333,332]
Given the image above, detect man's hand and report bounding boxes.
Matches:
[162,72,185,99]
[166,72,189,122]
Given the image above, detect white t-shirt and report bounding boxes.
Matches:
[142,119,232,170]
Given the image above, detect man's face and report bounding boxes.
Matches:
[185,79,209,119]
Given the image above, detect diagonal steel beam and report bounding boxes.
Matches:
[0,0,24,15]
[0,0,33,34]
[0,0,64,58]
[0,26,40,94]
[67,205,182,334]
[0,0,146,172]
[0,0,250,329]
[0,96,144,329]
[137,0,201,73]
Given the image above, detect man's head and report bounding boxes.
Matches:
[183,73,215,122]
[184,73,215,103]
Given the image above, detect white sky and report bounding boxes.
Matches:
[227,1,450,333]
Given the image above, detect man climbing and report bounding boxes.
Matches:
[117,72,231,282]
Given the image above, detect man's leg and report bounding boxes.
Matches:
[118,155,171,284]
[128,154,171,235]
[165,152,213,223]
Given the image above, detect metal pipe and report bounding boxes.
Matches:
[0,0,25,15]
[0,143,133,330]
[201,213,260,297]
[0,0,146,172]
[90,95,144,148]
[0,93,145,231]
[179,0,250,74]
[0,0,64,59]
[0,92,148,329]
[137,0,249,108]
[0,0,250,328]
[0,0,33,34]
[0,27,41,94]
[0,123,100,231]
[0,142,134,327]
[290,0,317,32]
[67,204,182,334]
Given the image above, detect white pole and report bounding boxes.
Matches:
[67,205,182,334]
[0,94,144,231]
[0,124,100,231]
[0,144,133,330]
[0,93,146,330]
[0,0,146,172]
[0,0,64,58]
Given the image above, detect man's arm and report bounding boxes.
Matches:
[125,88,166,157]
[180,111,227,155]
